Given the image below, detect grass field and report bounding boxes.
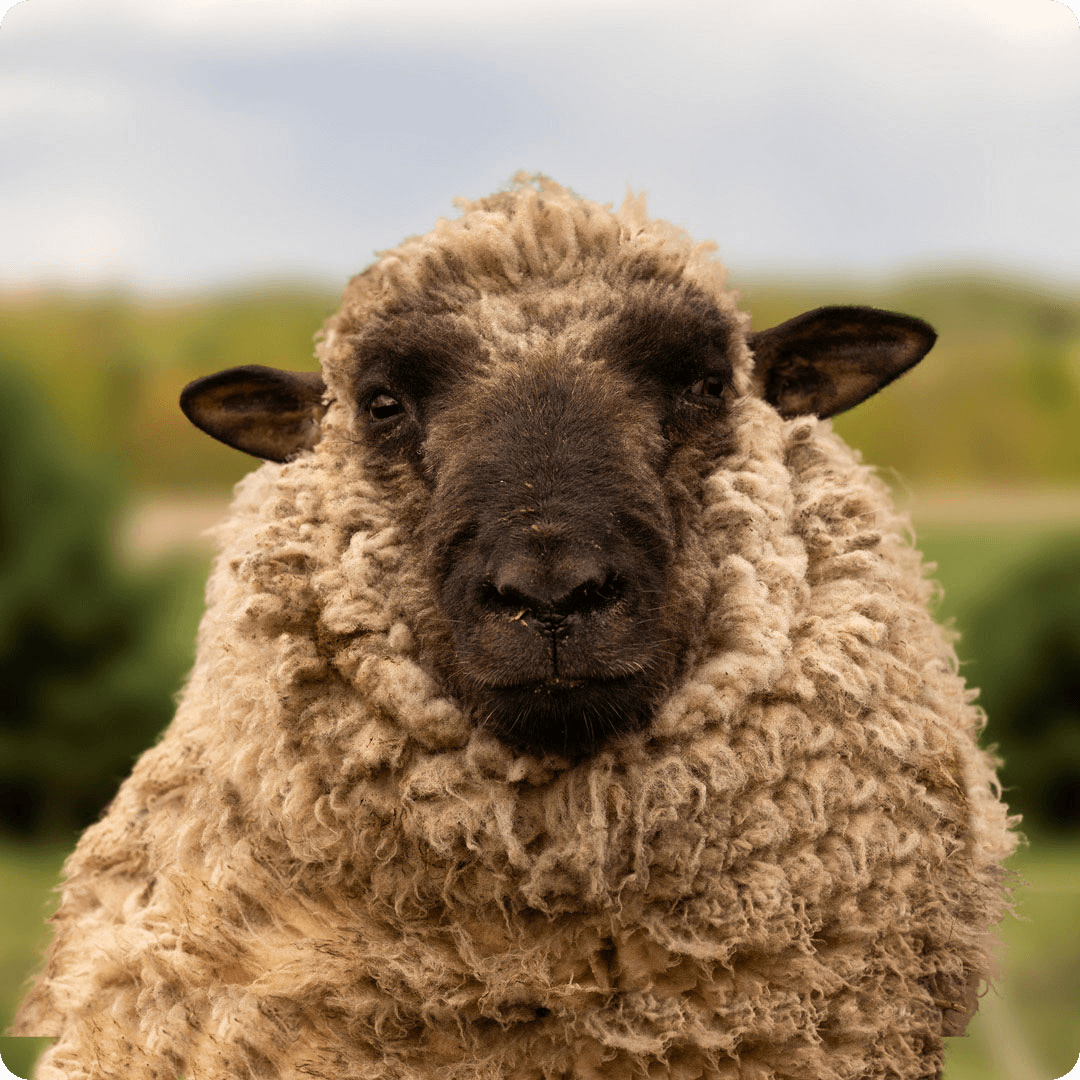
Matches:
[0,839,68,1080]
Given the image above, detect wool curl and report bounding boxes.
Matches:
[16,176,1017,1080]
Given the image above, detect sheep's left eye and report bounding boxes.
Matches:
[687,376,728,399]
[368,393,404,421]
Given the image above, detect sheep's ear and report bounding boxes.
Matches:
[180,365,327,462]
[747,305,936,419]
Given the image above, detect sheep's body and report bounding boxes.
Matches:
[16,180,1016,1080]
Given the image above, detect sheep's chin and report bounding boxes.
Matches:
[470,675,656,758]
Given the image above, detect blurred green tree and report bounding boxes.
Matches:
[0,362,198,839]
[965,539,1080,832]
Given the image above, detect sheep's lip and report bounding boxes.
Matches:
[474,674,654,756]
[487,674,637,695]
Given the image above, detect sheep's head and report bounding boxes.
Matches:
[181,183,935,759]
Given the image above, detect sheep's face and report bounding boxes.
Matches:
[181,236,935,759]
[333,280,743,756]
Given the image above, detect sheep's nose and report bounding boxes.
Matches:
[482,553,622,631]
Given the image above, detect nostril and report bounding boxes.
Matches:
[480,579,532,612]
[566,572,622,615]
[489,557,540,607]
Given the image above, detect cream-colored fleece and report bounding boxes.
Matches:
[16,178,1016,1080]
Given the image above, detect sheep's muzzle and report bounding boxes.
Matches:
[411,353,686,758]
[468,544,668,755]
[430,482,677,758]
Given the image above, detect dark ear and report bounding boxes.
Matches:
[180,365,327,462]
[747,305,936,419]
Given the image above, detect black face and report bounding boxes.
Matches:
[349,284,741,758]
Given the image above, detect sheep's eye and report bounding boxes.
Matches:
[368,393,404,421]
[687,376,728,399]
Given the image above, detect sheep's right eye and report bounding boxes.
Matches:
[687,376,729,399]
[368,393,404,421]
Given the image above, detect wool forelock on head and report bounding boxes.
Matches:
[17,177,1016,1080]
[321,178,737,346]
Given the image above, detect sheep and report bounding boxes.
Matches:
[14,176,1017,1080]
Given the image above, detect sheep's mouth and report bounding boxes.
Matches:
[475,675,656,758]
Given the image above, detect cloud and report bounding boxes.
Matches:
[0,0,1076,290]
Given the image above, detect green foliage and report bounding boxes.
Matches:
[919,526,1080,832]
[1,271,1078,493]
[0,364,204,839]
[962,538,1080,831]
[737,270,1080,485]
[0,286,336,493]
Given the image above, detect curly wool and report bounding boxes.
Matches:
[16,178,1016,1080]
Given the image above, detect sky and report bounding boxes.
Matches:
[0,0,1077,293]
